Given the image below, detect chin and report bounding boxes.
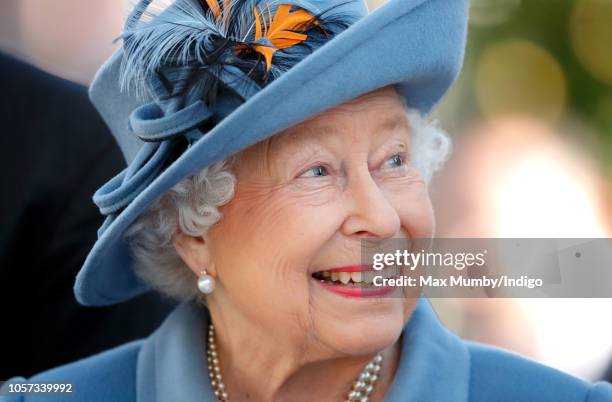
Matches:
[312,298,416,357]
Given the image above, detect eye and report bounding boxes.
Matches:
[383,154,404,168]
[299,165,329,178]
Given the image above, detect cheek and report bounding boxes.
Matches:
[213,184,341,262]
[384,181,435,239]
[210,189,295,280]
[207,184,343,307]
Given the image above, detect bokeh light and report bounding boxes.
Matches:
[433,117,609,239]
[491,125,607,238]
[571,0,612,86]
[475,40,567,123]
[519,298,612,380]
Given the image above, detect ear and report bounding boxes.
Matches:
[173,233,216,277]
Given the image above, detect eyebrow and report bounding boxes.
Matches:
[271,111,412,159]
[376,113,411,133]
[300,113,411,139]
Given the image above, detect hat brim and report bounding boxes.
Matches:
[76,0,468,305]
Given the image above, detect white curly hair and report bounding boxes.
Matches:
[124,108,452,302]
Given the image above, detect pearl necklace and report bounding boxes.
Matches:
[206,323,383,402]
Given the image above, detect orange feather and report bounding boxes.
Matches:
[203,0,234,29]
[252,4,319,72]
[204,0,221,18]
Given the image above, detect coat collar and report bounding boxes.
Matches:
[136,297,470,402]
[384,297,470,402]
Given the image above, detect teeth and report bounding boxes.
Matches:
[316,267,398,285]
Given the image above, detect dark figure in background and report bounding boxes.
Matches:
[0,53,174,379]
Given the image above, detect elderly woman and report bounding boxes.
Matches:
[2,0,612,401]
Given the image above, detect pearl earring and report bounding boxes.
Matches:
[197,269,216,294]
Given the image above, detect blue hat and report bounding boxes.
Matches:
[76,0,468,305]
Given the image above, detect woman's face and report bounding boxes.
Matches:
[205,86,434,358]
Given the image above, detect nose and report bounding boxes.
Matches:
[340,168,401,239]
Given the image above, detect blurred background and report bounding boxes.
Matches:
[0,0,610,382]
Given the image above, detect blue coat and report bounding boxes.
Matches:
[2,298,611,402]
